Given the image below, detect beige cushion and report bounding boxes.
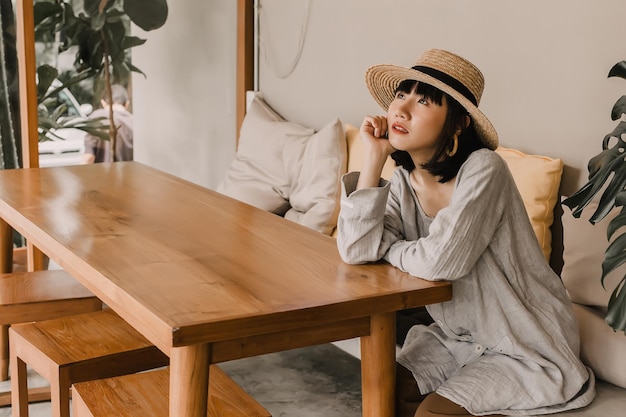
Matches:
[217,96,346,235]
[495,147,563,261]
[283,118,347,235]
[572,303,626,388]
[561,201,622,308]
[344,124,396,180]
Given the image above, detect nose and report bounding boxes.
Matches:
[394,100,409,119]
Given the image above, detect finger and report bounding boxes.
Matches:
[373,116,388,138]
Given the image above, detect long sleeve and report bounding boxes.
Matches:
[384,151,509,281]
[336,172,393,263]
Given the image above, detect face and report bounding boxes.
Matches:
[386,83,448,158]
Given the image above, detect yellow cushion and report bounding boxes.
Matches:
[495,147,563,261]
[336,138,562,259]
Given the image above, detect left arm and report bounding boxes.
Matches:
[384,151,509,280]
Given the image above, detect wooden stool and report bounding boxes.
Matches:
[9,308,169,417]
[0,268,102,399]
[72,366,272,417]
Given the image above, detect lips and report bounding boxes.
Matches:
[392,123,408,134]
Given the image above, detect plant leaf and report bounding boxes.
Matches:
[126,61,145,77]
[607,206,626,239]
[611,96,626,121]
[124,0,168,31]
[563,156,622,219]
[608,61,626,80]
[36,65,58,101]
[33,2,62,27]
[122,36,146,50]
[603,233,626,281]
[592,159,626,224]
[606,277,626,333]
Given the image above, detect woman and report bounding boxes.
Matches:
[337,49,595,416]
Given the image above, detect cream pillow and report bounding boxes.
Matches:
[283,119,347,235]
[217,96,347,235]
[573,303,626,388]
[495,147,563,261]
[218,95,300,214]
[561,201,622,308]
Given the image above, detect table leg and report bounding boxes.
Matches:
[170,343,211,417]
[0,219,12,381]
[0,219,12,273]
[26,242,47,271]
[360,312,396,417]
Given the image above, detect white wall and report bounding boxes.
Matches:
[131,0,626,196]
[132,0,237,190]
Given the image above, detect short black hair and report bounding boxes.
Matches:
[389,80,486,183]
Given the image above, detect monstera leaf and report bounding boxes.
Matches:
[563,60,626,333]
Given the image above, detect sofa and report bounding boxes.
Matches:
[218,94,626,415]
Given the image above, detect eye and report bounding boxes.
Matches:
[417,97,429,105]
[395,91,405,99]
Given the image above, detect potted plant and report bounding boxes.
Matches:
[33,0,169,160]
[1,0,169,165]
[562,60,626,333]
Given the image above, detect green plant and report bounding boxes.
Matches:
[0,0,20,170]
[34,0,168,159]
[36,63,108,142]
[562,60,626,333]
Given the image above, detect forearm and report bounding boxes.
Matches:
[356,115,394,190]
[356,151,390,189]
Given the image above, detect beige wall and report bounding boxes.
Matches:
[132,0,626,196]
[258,0,626,196]
[132,0,237,190]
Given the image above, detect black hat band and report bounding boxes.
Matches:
[412,65,478,106]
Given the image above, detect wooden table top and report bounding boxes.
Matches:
[0,162,451,353]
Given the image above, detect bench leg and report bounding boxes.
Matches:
[50,369,71,417]
[71,387,93,417]
[10,351,29,417]
[0,217,12,381]
[1,326,8,381]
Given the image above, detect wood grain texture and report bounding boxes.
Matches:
[361,312,397,417]
[9,309,168,417]
[0,270,101,325]
[72,366,271,417]
[15,0,39,169]
[0,162,452,417]
[0,162,451,351]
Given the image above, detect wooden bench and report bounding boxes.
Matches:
[72,366,272,417]
[0,269,102,406]
[9,308,169,417]
[0,270,101,325]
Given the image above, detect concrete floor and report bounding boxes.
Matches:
[0,342,624,416]
[0,344,362,417]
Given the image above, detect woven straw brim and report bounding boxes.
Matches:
[365,64,498,150]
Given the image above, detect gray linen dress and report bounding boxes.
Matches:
[337,149,595,415]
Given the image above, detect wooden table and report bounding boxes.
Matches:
[0,162,451,417]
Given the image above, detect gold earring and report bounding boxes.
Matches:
[446,134,459,157]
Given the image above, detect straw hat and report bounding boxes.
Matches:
[365,49,498,150]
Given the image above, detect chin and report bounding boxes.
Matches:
[388,138,407,151]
